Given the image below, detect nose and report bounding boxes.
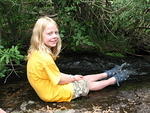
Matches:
[53,33,58,37]
[51,33,59,40]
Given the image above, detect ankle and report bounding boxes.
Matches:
[109,77,116,85]
[102,73,108,78]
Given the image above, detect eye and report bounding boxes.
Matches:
[47,32,52,35]
[55,31,59,35]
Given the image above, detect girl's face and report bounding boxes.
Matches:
[43,23,59,48]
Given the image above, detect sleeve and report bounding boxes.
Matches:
[43,59,61,85]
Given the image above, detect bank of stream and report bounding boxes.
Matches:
[0,53,150,113]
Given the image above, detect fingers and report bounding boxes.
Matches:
[74,75,83,81]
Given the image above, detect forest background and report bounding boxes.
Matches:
[0,0,149,79]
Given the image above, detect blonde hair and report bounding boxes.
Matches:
[27,16,62,60]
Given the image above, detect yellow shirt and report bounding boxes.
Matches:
[27,51,74,102]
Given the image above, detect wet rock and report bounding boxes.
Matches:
[54,109,76,113]
[57,54,150,80]
[0,54,150,113]
[20,101,35,111]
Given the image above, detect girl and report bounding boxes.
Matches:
[27,16,129,102]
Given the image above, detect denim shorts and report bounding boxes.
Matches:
[72,80,89,99]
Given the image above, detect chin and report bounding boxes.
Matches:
[50,44,57,47]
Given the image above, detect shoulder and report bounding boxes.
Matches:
[28,51,54,64]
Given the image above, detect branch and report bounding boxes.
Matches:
[137,27,150,29]
[10,61,20,78]
[92,0,132,14]
[4,61,20,83]
[4,70,13,84]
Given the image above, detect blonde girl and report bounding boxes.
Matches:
[27,16,129,102]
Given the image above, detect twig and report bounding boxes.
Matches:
[4,70,13,84]
[10,61,20,78]
[137,26,150,29]
[93,0,132,14]
[100,14,118,39]
[4,61,20,83]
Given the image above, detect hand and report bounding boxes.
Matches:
[74,75,83,81]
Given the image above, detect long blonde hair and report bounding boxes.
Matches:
[27,16,62,60]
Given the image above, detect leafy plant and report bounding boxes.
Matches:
[53,0,95,51]
[0,0,54,49]
[109,0,150,52]
[0,45,24,82]
[0,0,149,57]
[106,52,124,57]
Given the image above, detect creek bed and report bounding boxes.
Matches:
[0,54,150,113]
[0,79,150,113]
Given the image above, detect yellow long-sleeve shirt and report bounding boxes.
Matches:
[27,51,73,102]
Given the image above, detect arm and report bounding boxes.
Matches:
[58,73,83,85]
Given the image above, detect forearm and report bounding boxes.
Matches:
[58,73,76,85]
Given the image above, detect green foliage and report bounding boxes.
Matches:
[77,0,150,53]
[53,1,124,52]
[110,0,150,33]
[109,0,150,51]
[0,45,24,78]
[0,0,149,57]
[0,0,149,82]
[61,19,95,51]
[0,0,54,48]
[106,52,124,58]
[53,0,96,51]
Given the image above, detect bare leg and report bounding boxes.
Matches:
[88,77,116,91]
[83,73,108,82]
[0,108,6,113]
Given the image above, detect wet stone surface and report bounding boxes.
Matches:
[0,80,150,113]
[0,53,150,113]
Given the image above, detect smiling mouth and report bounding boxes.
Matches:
[50,41,57,44]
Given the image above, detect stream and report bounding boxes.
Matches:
[0,53,150,113]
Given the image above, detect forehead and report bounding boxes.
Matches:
[44,23,58,31]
